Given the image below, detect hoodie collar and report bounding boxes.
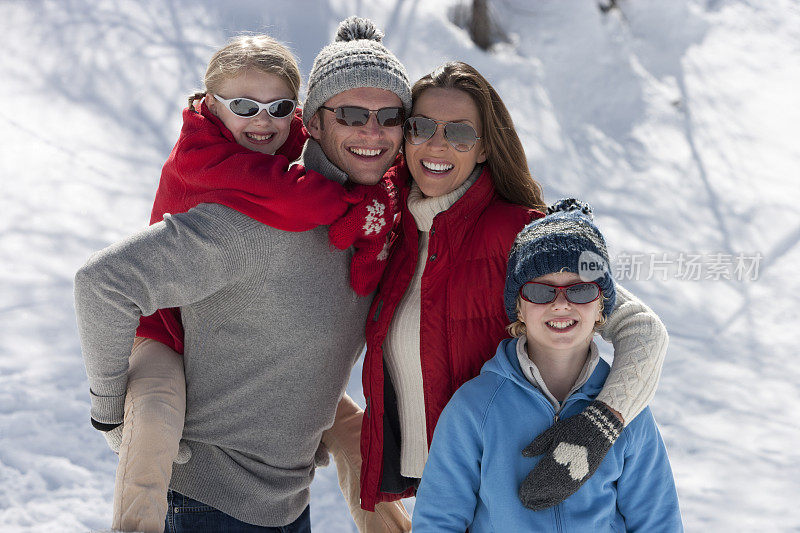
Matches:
[515,336,600,410]
[483,337,608,405]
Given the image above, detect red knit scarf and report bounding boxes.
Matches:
[136,100,351,353]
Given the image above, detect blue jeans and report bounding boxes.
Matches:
[164,490,311,532]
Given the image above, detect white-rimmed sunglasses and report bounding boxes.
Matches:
[212,94,297,119]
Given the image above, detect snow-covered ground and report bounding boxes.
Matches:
[1,0,798,530]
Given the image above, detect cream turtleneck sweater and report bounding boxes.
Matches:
[383,166,482,478]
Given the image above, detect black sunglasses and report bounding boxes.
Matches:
[319,105,406,127]
[519,282,602,305]
[213,94,297,119]
[403,116,481,152]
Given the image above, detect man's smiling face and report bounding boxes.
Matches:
[307,87,403,185]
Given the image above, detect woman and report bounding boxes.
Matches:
[358,62,669,511]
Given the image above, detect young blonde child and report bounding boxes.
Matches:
[412,199,682,532]
[85,35,408,532]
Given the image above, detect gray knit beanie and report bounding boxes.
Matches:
[303,16,412,127]
[504,199,616,322]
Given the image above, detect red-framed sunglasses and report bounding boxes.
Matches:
[519,281,602,305]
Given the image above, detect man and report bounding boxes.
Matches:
[302,33,407,187]
[75,16,412,533]
[298,15,414,532]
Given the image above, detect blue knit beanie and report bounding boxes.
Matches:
[504,199,616,322]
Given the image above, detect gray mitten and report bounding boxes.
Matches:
[102,424,124,454]
[314,440,331,468]
[175,440,192,464]
[519,400,623,510]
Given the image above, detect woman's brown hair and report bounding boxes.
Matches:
[411,61,546,211]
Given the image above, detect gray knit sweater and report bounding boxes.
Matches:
[74,140,371,526]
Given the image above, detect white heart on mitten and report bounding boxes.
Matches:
[553,442,590,481]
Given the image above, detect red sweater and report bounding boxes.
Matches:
[135,101,354,352]
[359,163,544,510]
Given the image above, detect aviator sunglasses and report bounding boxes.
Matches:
[519,281,602,305]
[404,116,481,152]
[319,105,406,127]
[213,94,297,119]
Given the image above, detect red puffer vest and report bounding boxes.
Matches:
[359,163,544,510]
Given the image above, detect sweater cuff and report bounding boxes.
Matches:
[91,418,122,432]
[89,389,125,426]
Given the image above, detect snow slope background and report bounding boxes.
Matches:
[1,0,799,530]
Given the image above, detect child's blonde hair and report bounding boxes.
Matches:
[188,35,301,108]
[506,294,608,338]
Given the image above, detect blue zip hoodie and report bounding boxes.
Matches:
[413,337,682,532]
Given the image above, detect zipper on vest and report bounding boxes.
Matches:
[373,299,383,322]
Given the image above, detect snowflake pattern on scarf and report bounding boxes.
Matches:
[362,199,387,235]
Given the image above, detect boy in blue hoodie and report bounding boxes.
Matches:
[412,199,682,532]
